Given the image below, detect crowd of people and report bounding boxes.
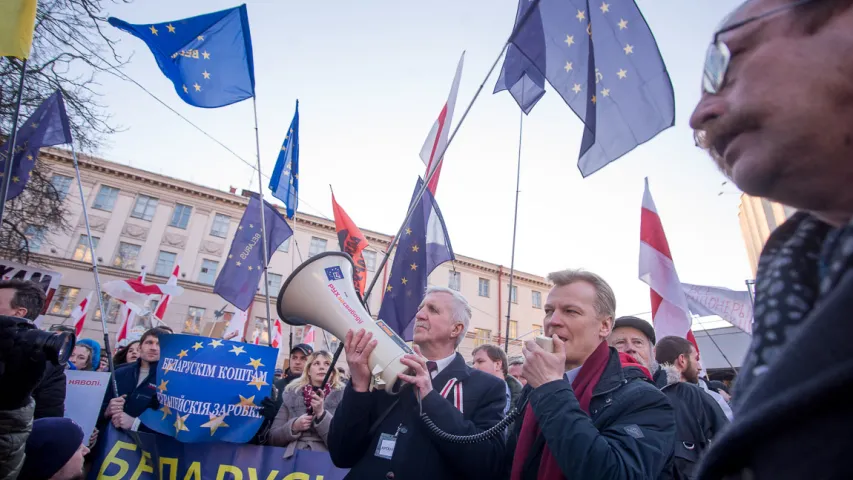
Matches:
[3,0,853,477]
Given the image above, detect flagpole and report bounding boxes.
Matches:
[363,0,542,303]
[251,97,274,347]
[70,146,119,397]
[504,107,524,353]
[0,59,29,228]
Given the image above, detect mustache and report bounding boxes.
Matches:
[694,111,761,171]
[415,322,430,330]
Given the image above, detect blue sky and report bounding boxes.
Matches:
[92,0,747,319]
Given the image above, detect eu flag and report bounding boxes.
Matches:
[502,0,675,176]
[378,179,454,340]
[139,333,278,443]
[1,90,72,201]
[494,43,547,114]
[108,5,255,108]
[269,101,299,218]
[214,193,293,310]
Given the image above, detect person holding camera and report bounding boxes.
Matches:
[0,280,66,420]
[268,351,344,457]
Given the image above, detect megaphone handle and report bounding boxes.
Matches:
[321,343,346,390]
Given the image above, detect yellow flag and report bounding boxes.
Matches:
[0,0,38,59]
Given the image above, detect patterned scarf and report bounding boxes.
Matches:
[302,383,331,415]
[735,212,853,408]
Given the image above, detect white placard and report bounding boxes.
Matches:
[64,370,111,438]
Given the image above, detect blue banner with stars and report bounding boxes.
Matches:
[108,4,255,108]
[139,333,278,443]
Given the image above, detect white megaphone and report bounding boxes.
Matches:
[276,252,413,394]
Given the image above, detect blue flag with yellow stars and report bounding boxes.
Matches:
[139,333,278,443]
[502,0,674,176]
[108,5,255,108]
[214,193,293,310]
[378,178,454,340]
[494,42,547,114]
[269,100,299,218]
[1,90,72,202]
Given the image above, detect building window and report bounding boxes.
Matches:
[154,251,177,277]
[131,194,158,221]
[94,294,122,324]
[509,320,518,340]
[308,237,327,258]
[49,286,80,317]
[532,324,543,335]
[198,259,219,285]
[263,273,283,295]
[448,271,461,291]
[474,328,491,347]
[509,285,518,304]
[22,225,46,251]
[210,214,230,238]
[532,291,542,309]
[478,278,490,297]
[364,250,377,272]
[277,237,290,252]
[113,242,141,270]
[183,306,205,334]
[252,317,270,345]
[169,203,193,229]
[50,174,73,200]
[71,235,99,263]
[93,185,119,211]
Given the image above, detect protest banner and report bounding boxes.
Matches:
[139,333,278,443]
[90,426,348,480]
[683,283,754,334]
[0,258,61,327]
[65,370,111,438]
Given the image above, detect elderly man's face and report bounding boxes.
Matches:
[609,326,654,370]
[413,292,462,350]
[690,0,853,214]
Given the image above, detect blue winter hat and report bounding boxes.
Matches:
[76,338,101,370]
[21,417,85,480]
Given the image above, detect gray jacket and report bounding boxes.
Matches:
[269,386,344,458]
[0,399,34,480]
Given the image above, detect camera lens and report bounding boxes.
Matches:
[18,328,76,366]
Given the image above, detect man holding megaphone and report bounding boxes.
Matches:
[327,286,507,480]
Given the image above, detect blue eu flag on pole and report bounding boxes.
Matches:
[269,101,299,218]
[214,194,293,311]
[378,179,454,340]
[139,333,279,443]
[1,90,72,201]
[108,5,255,108]
[494,42,547,114]
[500,0,675,176]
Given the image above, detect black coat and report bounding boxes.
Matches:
[99,360,158,429]
[653,368,728,480]
[328,353,506,480]
[697,267,853,479]
[505,347,676,479]
[31,362,65,419]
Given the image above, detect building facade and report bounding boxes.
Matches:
[738,194,797,276]
[26,149,551,366]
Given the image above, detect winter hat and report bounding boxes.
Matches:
[21,417,84,480]
[76,338,101,371]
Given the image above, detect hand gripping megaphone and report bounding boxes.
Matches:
[276,252,413,394]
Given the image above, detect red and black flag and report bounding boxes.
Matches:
[331,192,369,296]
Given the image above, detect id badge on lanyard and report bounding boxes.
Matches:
[375,424,404,460]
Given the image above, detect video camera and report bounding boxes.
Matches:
[0,315,75,366]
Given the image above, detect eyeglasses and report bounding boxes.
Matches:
[703,0,818,94]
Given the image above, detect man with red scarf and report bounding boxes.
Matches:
[506,269,676,479]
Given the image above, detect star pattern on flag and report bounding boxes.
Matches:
[177,349,189,359]
[157,379,169,392]
[229,345,246,356]
[200,414,229,436]
[247,358,264,369]
[209,339,224,348]
[191,342,204,351]
[247,375,268,390]
[174,413,190,434]
[236,395,256,408]
[160,405,172,420]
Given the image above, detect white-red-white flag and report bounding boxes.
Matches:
[102,277,183,306]
[271,319,283,349]
[154,262,181,322]
[419,52,465,196]
[639,178,699,350]
[71,292,93,337]
[116,271,147,345]
[303,326,315,348]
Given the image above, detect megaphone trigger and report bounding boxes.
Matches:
[277,252,413,395]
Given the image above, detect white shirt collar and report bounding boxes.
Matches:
[565,366,582,384]
[430,352,457,378]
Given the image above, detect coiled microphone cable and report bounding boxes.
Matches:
[415,389,526,444]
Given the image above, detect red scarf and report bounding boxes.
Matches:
[511,341,647,480]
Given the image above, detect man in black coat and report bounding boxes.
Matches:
[609,318,728,479]
[328,287,506,480]
[690,1,853,477]
[0,280,65,419]
[506,270,675,479]
[100,328,163,432]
